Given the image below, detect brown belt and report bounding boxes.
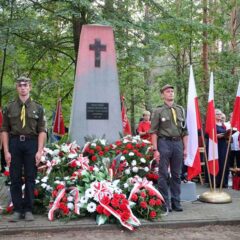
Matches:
[10,135,38,141]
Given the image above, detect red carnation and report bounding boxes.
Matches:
[3,170,10,177]
[148,190,156,197]
[149,210,157,219]
[113,193,121,199]
[70,161,77,168]
[96,145,102,151]
[137,152,142,157]
[116,150,121,154]
[6,205,13,213]
[149,199,156,207]
[89,166,94,172]
[62,196,67,203]
[119,203,128,211]
[121,198,129,205]
[155,199,162,206]
[59,151,64,157]
[122,150,128,155]
[136,144,141,148]
[140,192,147,198]
[131,194,138,202]
[52,190,58,198]
[96,205,104,214]
[140,201,148,209]
[111,198,119,208]
[99,151,104,156]
[34,189,39,197]
[89,149,94,155]
[126,143,133,150]
[103,208,111,217]
[101,196,110,205]
[56,184,64,190]
[141,142,146,147]
[91,155,97,161]
[115,140,122,146]
[121,211,131,222]
[104,146,109,152]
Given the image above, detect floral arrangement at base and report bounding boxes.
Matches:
[1,136,163,230]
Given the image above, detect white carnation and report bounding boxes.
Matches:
[91,143,96,147]
[41,176,48,183]
[87,202,96,213]
[132,167,139,173]
[67,202,74,210]
[125,168,131,175]
[123,183,129,189]
[35,179,40,184]
[140,158,146,163]
[41,183,47,188]
[144,167,150,172]
[131,160,137,166]
[80,196,88,204]
[85,188,94,198]
[67,196,74,202]
[53,149,60,155]
[120,156,126,161]
[129,152,134,156]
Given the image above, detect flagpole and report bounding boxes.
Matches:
[219,128,233,191]
[200,128,213,191]
[213,128,216,190]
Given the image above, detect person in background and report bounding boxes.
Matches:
[137,110,151,142]
[215,109,228,187]
[228,112,240,169]
[1,76,47,222]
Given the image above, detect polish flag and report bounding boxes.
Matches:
[185,66,202,180]
[205,72,219,176]
[53,98,65,136]
[121,96,132,135]
[231,81,240,131]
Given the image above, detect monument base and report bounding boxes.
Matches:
[180,181,197,201]
[199,190,232,203]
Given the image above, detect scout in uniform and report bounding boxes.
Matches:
[1,76,47,222]
[150,84,188,215]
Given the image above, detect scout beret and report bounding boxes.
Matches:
[16,76,31,83]
[160,84,174,93]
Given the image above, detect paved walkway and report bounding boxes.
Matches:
[0,177,240,234]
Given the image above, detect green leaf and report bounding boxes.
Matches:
[96,214,108,226]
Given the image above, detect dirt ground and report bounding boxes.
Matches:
[0,224,240,240]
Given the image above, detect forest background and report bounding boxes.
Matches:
[0,0,239,134]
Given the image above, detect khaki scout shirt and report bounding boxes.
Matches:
[150,103,188,137]
[1,97,47,136]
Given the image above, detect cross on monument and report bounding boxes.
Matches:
[89,38,107,67]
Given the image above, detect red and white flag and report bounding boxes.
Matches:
[185,66,202,180]
[53,98,65,136]
[231,81,240,131]
[205,72,219,176]
[121,96,132,135]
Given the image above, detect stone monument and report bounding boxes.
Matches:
[69,25,123,145]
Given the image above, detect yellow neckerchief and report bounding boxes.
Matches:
[19,97,32,128]
[171,107,177,126]
[20,104,26,128]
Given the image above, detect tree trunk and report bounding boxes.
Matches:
[230,0,239,76]
[202,0,209,104]
[143,4,153,112]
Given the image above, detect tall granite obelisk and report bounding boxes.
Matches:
[69,25,123,145]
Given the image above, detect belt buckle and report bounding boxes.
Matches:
[20,135,25,141]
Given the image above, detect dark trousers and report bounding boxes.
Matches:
[158,138,183,207]
[9,138,38,213]
[229,151,240,168]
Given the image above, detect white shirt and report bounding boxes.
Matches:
[231,131,240,151]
